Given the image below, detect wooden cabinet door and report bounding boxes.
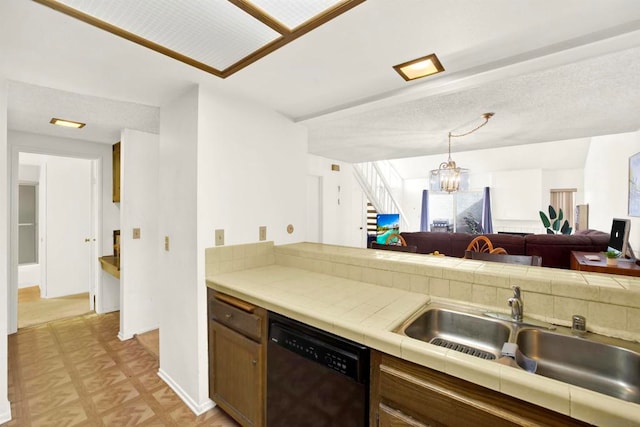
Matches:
[112,142,120,203]
[379,403,431,427]
[211,321,263,427]
[371,351,589,427]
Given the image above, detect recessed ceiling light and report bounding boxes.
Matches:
[393,53,445,81]
[49,117,86,128]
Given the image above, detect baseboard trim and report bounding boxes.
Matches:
[117,331,134,341]
[0,399,12,425]
[157,369,215,416]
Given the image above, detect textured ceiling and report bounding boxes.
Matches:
[306,46,640,162]
[2,0,640,162]
[8,82,159,144]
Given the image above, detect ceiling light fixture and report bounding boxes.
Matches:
[393,53,444,81]
[49,117,86,128]
[429,112,494,193]
[33,0,365,78]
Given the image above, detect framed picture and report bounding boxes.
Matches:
[629,152,640,216]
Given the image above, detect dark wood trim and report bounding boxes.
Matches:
[214,292,256,313]
[227,0,291,35]
[34,0,226,77]
[33,0,366,79]
[221,0,365,77]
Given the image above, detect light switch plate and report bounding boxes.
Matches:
[215,229,224,246]
[133,228,141,239]
[259,226,267,241]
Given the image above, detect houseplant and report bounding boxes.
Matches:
[605,249,620,266]
[539,205,572,235]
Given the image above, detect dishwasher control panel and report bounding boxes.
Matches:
[269,322,362,380]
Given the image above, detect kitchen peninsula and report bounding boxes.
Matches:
[206,241,640,426]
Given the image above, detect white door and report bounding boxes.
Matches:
[44,156,93,299]
[306,176,322,243]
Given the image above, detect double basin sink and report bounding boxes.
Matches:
[395,302,640,404]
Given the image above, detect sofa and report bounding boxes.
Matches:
[400,229,609,269]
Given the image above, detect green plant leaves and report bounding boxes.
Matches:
[539,205,572,234]
[539,211,551,228]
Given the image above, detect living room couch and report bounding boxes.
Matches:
[400,229,609,269]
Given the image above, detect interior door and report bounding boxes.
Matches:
[45,156,93,299]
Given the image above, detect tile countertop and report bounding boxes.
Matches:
[207,265,639,426]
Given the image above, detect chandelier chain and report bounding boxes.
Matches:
[449,112,494,139]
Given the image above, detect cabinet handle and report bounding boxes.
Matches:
[225,313,233,320]
[252,359,257,365]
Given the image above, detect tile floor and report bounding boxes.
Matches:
[4,311,239,426]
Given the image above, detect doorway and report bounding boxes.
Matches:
[11,151,99,331]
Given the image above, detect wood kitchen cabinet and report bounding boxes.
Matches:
[370,350,590,427]
[207,289,266,427]
[112,141,120,203]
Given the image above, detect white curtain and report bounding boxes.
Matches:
[550,189,576,228]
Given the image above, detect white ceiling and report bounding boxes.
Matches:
[2,0,640,163]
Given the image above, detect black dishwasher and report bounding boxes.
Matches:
[267,312,369,427]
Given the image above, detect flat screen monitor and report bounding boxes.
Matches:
[376,213,400,244]
[607,218,632,258]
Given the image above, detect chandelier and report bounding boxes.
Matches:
[429,112,494,193]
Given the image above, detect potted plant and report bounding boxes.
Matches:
[605,250,620,266]
[539,205,572,234]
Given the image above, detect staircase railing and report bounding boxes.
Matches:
[353,161,409,231]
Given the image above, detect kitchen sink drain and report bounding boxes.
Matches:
[430,337,496,360]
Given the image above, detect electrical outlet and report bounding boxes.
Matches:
[164,236,169,251]
[215,229,224,246]
[133,228,141,239]
[259,226,267,241]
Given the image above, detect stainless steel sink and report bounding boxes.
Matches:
[395,302,640,404]
[516,328,640,404]
[396,305,513,360]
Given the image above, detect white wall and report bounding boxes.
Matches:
[307,155,365,247]
[585,130,640,253]
[157,84,311,413]
[157,86,201,412]
[197,87,308,247]
[195,85,308,407]
[0,79,11,425]
[9,132,118,261]
[401,179,426,232]
[8,131,120,314]
[18,164,39,182]
[119,129,159,339]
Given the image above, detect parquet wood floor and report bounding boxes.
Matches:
[3,311,239,426]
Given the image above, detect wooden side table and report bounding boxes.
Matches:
[570,251,640,277]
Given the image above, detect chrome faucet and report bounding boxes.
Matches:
[572,315,587,336]
[507,286,523,321]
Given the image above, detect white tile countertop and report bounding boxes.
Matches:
[205,242,640,426]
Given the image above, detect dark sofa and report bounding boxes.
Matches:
[400,230,609,269]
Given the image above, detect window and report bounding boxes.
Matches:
[18,184,38,265]
[550,188,576,229]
